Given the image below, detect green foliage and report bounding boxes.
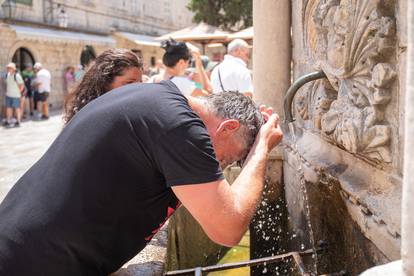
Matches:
[187,0,252,31]
[16,0,32,5]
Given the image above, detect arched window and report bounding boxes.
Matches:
[80,45,96,68]
[12,47,35,71]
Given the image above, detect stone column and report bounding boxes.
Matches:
[251,1,291,275]
[253,0,291,115]
[402,0,414,274]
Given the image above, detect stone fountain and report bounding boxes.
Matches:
[252,0,410,275]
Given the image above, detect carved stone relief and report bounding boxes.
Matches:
[297,0,396,163]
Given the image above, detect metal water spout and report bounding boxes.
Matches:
[283,70,327,123]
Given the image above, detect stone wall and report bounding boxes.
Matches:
[281,0,406,274]
[113,35,164,69]
[0,23,112,112]
[6,0,193,35]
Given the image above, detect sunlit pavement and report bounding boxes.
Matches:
[0,111,64,202]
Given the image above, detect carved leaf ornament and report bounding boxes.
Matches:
[299,0,396,163]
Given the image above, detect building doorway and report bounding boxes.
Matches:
[12,47,35,71]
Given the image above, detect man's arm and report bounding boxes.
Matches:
[16,74,25,94]
[172,114,282,246]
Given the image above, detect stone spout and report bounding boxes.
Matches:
[283,70,327,123]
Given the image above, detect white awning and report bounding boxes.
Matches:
[228,27,253,40]
[10,25,115,46]
[116,32,160,47]
[156,22,229,43]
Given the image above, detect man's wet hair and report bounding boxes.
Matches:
[205,91,265,161]
[160,38,191,68]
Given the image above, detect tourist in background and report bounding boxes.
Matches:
[33,62,51,120]
[147,57,164,77]
[74,65,85,82]
[4,62,24,127]
[149,39,210,97]
[187,53,213,94]
[21,64,35,117]
[64,66,76,95]
[210,39,253,97]
[64,48,143,124]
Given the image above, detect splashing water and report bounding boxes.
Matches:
[286,122,319,275]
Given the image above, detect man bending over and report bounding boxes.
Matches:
[0,80,283,275]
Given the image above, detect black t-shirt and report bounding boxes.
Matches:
[0,81,223,275]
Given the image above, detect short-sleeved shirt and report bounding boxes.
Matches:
[36,68,51,93]
[0,80,223,275]
[6,72,23,98]
[170,76,196,96]
[210,54,253,94]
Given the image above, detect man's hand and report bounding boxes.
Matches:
[255,105,283,152]
[259,105,273,121]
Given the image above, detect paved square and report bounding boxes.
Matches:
[0,113,63,202]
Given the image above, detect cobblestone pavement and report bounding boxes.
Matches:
[0,112,63,202]
[0,111,167,275]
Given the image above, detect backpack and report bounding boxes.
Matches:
[12,73,27,96]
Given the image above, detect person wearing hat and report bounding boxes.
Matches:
[210,39,253,97]
[4,62,24,127]
[33,62,51,120]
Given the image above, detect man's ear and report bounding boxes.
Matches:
[216,119,240,136]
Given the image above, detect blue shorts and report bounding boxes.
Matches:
[5,96,20,108]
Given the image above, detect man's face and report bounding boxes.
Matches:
[7,67,15,74]
[208,120,248,170]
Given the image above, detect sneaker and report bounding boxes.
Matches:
[41,115,49,120]
[14,122,20,127]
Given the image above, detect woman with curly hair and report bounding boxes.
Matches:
[64,48,143,123]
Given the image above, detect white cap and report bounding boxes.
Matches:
[227,39,251,53]
[34,62,42,69]
[6,62,16,70]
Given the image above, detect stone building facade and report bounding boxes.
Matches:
[0,0,193,113]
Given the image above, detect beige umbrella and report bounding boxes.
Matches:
[227,26,253,41]
[157,22,229,54]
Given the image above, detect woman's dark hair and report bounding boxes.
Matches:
[161,38,191,68]
[64,48,142,123]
